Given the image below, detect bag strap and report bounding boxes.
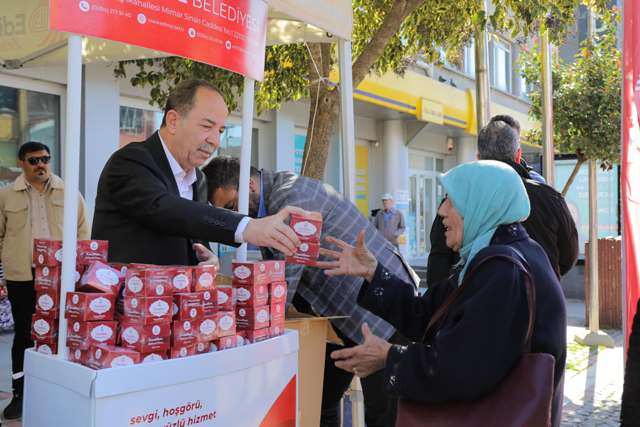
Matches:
[422,251,536,352]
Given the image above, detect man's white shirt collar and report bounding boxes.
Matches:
[159,134,197,187]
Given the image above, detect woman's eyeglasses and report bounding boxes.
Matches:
[26,156,51,166]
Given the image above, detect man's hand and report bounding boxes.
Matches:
[317,229,378,283]
[193,243,220,269]
[331,323,392,378]
[242,206,304,256]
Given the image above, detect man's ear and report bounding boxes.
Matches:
[164,110,179,134]
[514,147,522,164]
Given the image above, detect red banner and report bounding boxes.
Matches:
[623,0,640,350]
[50,0,268,81]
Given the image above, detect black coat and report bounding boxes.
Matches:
[91,132,244,265]
[359,224,567,427]
[622,298,640,426]
[426,160,578,286]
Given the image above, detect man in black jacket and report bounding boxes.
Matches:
[427,115,578,285]
[92,79,301,265]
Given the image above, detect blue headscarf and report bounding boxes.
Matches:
[438,160,531,285]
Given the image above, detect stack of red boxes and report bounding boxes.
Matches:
[286,211,323,265]
[232,260,287,344]
[32,239,63,354]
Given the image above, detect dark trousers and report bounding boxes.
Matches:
[6,280,36,395]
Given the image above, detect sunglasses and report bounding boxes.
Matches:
[26,156,51,166]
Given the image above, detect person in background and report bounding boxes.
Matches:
[318,160,567,427]
[0,142,90,420]
[373,194,405,249]
[621,298,640,426]
[203,157,419,427]
[427,115,578,286]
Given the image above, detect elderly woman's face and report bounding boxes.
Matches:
[438,198,464,252]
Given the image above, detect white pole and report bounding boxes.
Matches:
[541,30,555,187]
[236,77,255,263]
[57,34,83,359]
[338,40,356,203]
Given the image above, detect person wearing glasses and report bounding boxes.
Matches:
[0,142,90,420]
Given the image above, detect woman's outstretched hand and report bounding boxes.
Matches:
[317,229,378,283]
[330,323,392,378]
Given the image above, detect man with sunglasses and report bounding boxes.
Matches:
[0,141,90,420]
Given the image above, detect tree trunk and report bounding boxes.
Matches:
[561,156,586,196]
[300,0,427,180]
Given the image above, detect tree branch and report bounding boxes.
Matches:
[561,157,586,197]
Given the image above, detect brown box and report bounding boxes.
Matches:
[34,265,61,292]
[67,320,117,350]
[124,266,173,297]
[173,292,204,321]
[120,321,171,353]
[31,314,58,343]
[286,242,320,266]
[193,265,217,292]
[87,345,140,369]
[170,266,193,293]
[215,311,236,338]
[123,296,172,324]
[269,282,287,305]
[33,239,62,267]
[170,345,196,359]
[140,351,169,363]
[78,262,121,295]
[196,316,217,342]
[35,289,59,318]
[35,340,58,355]
[77,240,109,266]
[234,282,269,307]
[289,211,322,242]
[65,292,116,322]
[216,287,234,311]
[236,305,270,331]
[202,290,217,316]
[231,261,271,286]
[171,319,198,347]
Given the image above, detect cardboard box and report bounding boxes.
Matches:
[140,351,169,363]
[231,261,270,286]
[234,282,268,307]
[33,239,62,267]
[35,341,58,355]
[67,320,117,350]
[196,316,217,342]
[123,296,172,324]
[170,266,193,293]
[31,314,58,343]
[289,211,322,242]
[202,290,217,316]
[286,242,320,266]
[87,345,140,369]
[120,321,171,353]
[65,292,116,322]
[171,319,198,347]
[78,262,121,295]
[236,305,270,331]
[193,265,217,292]
[269,282,287,305]
[35,289,59,318]
[124,267,173,297]
[216,287,234,311]
[34,265,60,292]
[173,292,204,321]
[215,311,236,338]
[77,240,109,266]
[169,345,196,359]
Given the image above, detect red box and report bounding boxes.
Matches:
[124,266,173,297]
[140,351,169,363]
[35,289,59,318]
[173,293,204,321]
[120,321,171,353]
[217,287,234,311]
[33,239,62,267]
[77,240,109,266]
[236,305,270,331]
[35,340,58,355]
[270,301,285,324]
[170,266,193,293]
[171,319,198,347]
[87,345,140,369]
[170,345,196,359]
[78,262,121,295]
[31,314,57,343]
[65,292,116,321]
[289,211,322,242]
[202,290,217,316]
[123,296,172,324]
[269,320,285,338]
[196,316,217,342]
[212,335,243,351]
[234,282,268,307]
[215,311,236,338]
[231,261,270,286]
[195,341,213,354]
[193,265,217,292]
[75,264,86,286]
[68,347,89,365]
[34,265,60,292]
[244,328,270,344]
[67,320,117,350]
[269,282,287,305]
[267,260,286,282]
[286,242,320,266]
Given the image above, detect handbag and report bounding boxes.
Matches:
[396,252,556,427]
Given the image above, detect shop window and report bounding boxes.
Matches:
[0,85,60,188]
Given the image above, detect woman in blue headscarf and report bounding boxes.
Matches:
[318,160,567,426]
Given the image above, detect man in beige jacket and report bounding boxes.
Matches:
[0,142,89,420]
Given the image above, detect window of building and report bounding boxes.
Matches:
[463,39,475,76]
[492,38,512,93]
[119,106,163,147]
[0,84,61,188]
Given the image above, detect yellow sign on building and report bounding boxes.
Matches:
[419,98,444,125]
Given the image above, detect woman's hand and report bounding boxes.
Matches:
[330,323,392,378]
[317,229,378,283]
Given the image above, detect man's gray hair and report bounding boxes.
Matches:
[477,120,520,162]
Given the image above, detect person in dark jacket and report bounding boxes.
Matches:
[426,115,578,286]
[319,160,567,427]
